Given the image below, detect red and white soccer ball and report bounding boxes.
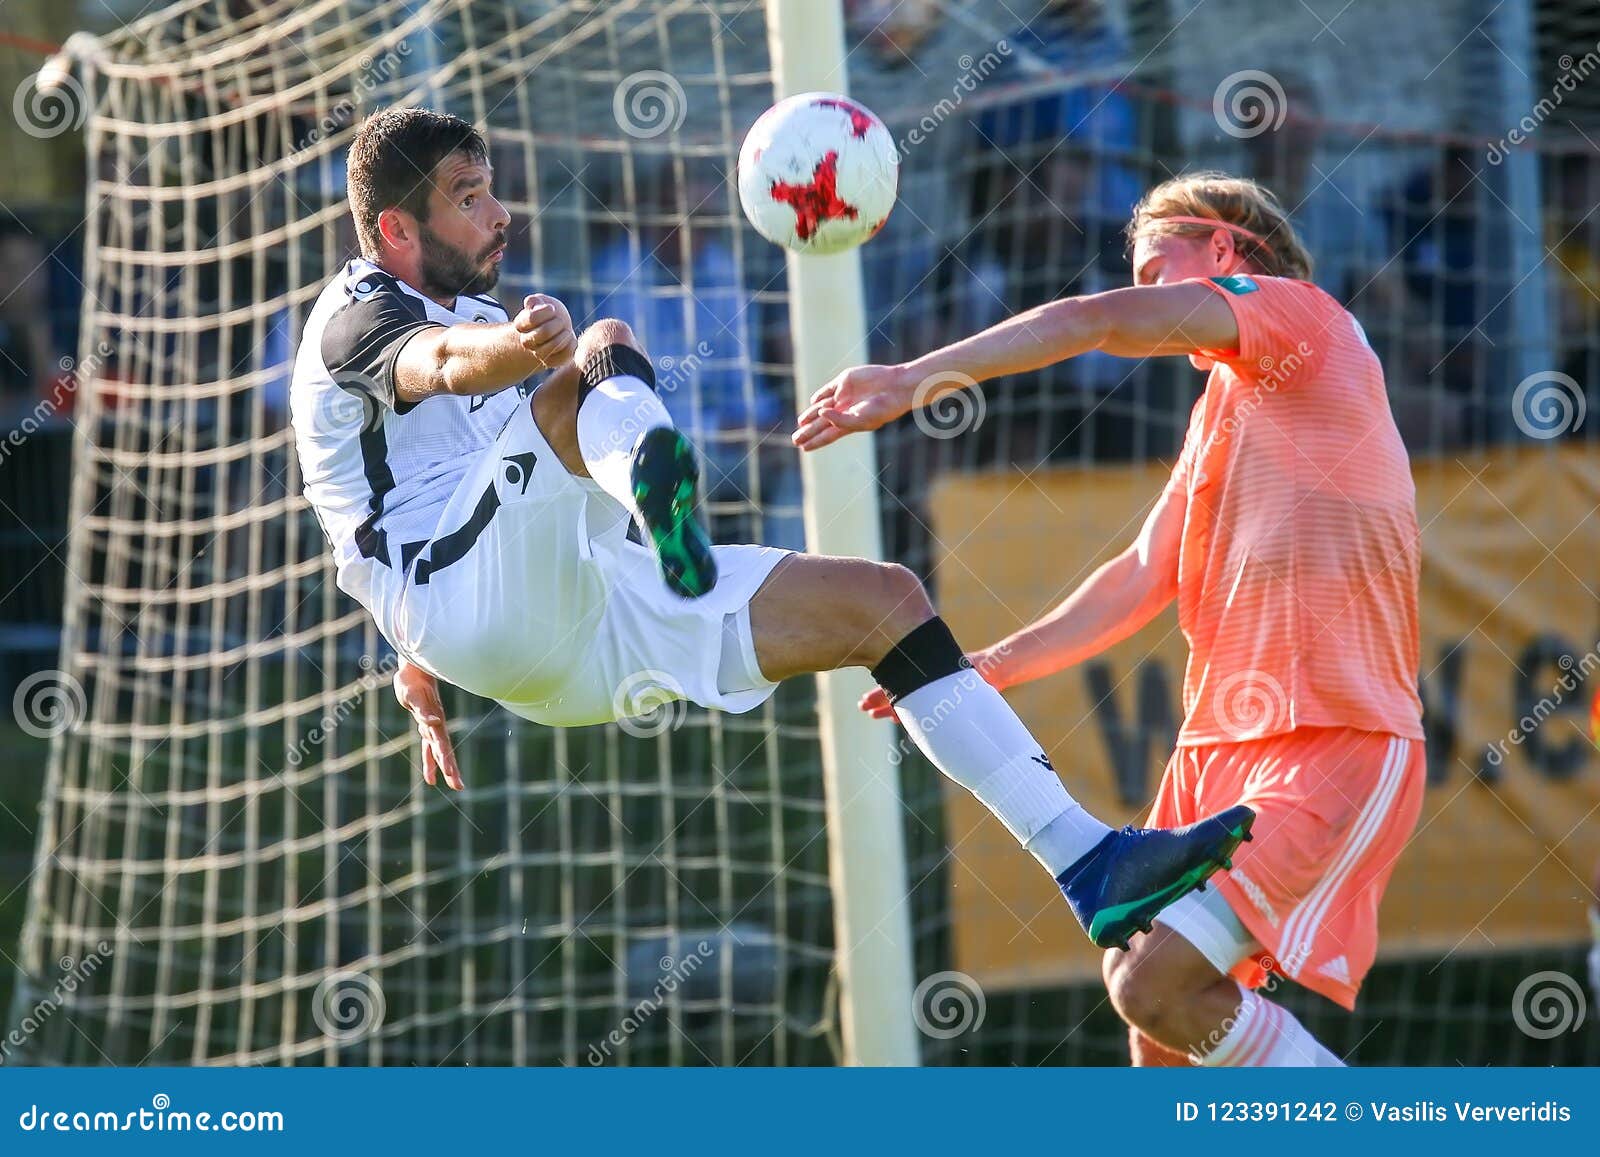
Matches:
[737,92,898,255]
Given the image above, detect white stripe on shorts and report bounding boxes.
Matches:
[1278,737,1408,978]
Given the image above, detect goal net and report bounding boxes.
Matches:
[12,0,834,1068]
[11,0,1600,1067]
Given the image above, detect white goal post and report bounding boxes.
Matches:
[763,0,920,1068]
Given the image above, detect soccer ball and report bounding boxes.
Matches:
[737,92,898,255]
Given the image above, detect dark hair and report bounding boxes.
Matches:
[346,107,488,256]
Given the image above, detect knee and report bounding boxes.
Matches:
[1103,945,1179,1041]
[577,317,644,361]
[856,562,935,664]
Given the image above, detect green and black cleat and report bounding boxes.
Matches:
[1057,804,1256,951]
[631,426,718,599]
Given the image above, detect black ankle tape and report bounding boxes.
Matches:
[577,342,656,404]
[871,617,972,704]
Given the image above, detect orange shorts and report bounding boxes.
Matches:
[1148,727,1425,1009]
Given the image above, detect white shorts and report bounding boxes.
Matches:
[382,398,792,726]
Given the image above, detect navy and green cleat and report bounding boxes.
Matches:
[631,426,718,599]
[1058,804,1256,951]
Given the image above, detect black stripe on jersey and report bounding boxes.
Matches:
[399,538,428,575]
[465,291,502,311]
[353,423,395,567]
[321,271,440,413]
[413,484,500,586]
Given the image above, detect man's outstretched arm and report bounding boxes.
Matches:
[794,280,1239,451]
[857,483,1185,717]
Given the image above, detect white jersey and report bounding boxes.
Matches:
[291,257,792,727]
[290,258,528,621]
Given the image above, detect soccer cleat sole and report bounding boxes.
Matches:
[632,427,718,599]
[1088,808,1255,951]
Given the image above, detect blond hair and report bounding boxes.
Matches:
[1127,171,1313,281]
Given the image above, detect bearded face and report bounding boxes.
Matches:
[418,221,505,299]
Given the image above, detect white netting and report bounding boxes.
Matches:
[11,0,832,1067]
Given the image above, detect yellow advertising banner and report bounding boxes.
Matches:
[927,444,1600,990]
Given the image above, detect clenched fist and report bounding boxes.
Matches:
[513,293,577,371]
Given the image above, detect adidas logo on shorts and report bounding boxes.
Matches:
[1316,955,1352,986]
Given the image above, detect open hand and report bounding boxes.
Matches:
[793,364,914,451]
[857,685,896,720]
[858,647,1006,721]
[394,660,463,791]
[513,293,577,371]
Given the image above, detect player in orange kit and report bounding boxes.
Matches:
[794,172,1426,1067]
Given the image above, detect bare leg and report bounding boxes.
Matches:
[744,551,1128,896]
[746,552,934,680]
[1104,925,1341,1066]
[561,316,716,598]
[1103,926,1253,1058]
[1129,1029,1193,1067]
[530,317,656,479]
[530,360,586,476]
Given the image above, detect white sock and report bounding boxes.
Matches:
[575,373,673,515]
[1199,985,1344,1067]
[893,668,1109,876]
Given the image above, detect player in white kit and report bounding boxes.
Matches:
[290,107,1255,951]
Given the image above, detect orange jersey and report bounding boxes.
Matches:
[1165,275,1423,746]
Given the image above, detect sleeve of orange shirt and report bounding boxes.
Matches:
[1191,275,1333,379]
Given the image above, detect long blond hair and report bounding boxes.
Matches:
[1127,171,1313,281]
